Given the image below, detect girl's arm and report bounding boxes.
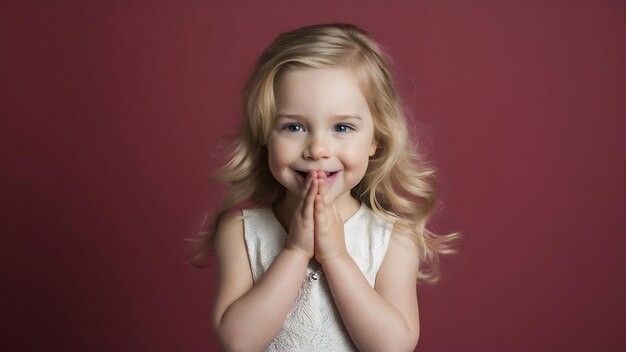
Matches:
[314,175,420,351]
[211,214,310,351]
[212,173,319,351]
[320,231,421,352]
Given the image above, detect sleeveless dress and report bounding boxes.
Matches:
[242,202,393,352]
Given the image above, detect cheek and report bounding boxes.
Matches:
[267,136,298,169]
[267,146,284,174]
[341,139,372,170]
[267,152,278,175]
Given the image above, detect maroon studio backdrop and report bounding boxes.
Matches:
[1,1,625,351]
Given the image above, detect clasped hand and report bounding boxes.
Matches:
[286,170,347,263]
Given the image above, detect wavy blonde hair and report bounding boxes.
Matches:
[189,23,460,283]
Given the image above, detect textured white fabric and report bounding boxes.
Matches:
[242,202,393,352]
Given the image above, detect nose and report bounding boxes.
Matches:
[303,133,330,160]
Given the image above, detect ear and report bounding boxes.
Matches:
[369,140,377,157]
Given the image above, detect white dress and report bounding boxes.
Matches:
[242,202,393,352]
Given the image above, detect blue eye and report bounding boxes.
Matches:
[334,124,353,133]
[283,124,305,132]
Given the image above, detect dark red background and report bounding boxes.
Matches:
[2,1,624,351]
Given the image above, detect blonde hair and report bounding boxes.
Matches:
[189,23,460,283]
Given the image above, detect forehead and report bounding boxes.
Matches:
[274,67,371,118]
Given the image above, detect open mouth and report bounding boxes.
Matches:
[295,170,338,180]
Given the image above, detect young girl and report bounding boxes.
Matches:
[191,23,459,351]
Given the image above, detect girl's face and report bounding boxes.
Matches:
[267,67,376,212]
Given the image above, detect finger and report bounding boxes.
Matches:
[302,178,318,219]
[318,173,333,206]
[332,203,342,221]
[295,172,313,216]
[314,194,327,228]
[297,173,313,210]
[300,170,315,199]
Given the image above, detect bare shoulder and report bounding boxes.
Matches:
[214,208,249,272]
[212,209,253,327]
[215,209,244,242]
[376,226,420,288]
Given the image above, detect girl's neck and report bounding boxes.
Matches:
[271,192,362,234]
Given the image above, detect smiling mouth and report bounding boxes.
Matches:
[295,170,338,179]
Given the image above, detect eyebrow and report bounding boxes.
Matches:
[277,113,363,121]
